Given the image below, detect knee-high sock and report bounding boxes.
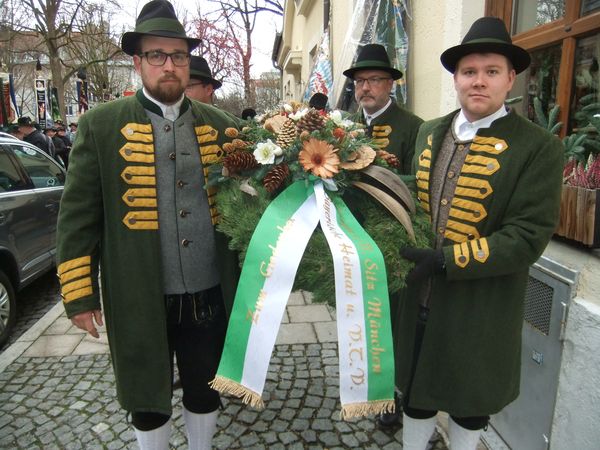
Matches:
[183,407,218,450]
[449,417,483,450]
[134,418,171,450]
[402,413,437,450]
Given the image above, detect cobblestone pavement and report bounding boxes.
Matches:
[1,272,61,352]
[0,291,459,449]
[0,345,445,449]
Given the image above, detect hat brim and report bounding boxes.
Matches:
[440,42,531,74]
[343,65,403,80]
[190,72,222,89]
[121,31,201,56]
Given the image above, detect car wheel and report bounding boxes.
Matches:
[0,270,16,348]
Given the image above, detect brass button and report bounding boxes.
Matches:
[457,144,465,151]
[164,124,171,132]
[169,152,176,160]
[126,128,134,135]
[473,211,481,218]
[128,218,136,224]
[177,180,185,188]
[447,171,455,179]
[179,209,188,218]
[480,188,487,194]
[125,148,133,156]
[487,163,495,170]
[182,239,190,247]
[438,227,444,234]
[441,198,448,206]
[477,250,485,258]
[467,234,475,240]
[127,195,135,202]
[458,255,467,263]
[125,173,132,180]
[495,143,503,150]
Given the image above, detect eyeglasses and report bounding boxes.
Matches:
[353,77,392,87]
[186,82,207,89]
[139,50,190,67]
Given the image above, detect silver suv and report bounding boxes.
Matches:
[0,134,66,347]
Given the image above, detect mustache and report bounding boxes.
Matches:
[359,95,375,101]
[160,74,180,82]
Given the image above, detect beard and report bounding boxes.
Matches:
[145,75,185,104]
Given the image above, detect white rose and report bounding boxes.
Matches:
[253,139,283,165]
[283,104,293,113]
[289,108,308,121]
[329,110,354,129]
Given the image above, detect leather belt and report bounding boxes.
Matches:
[165,286,221,326]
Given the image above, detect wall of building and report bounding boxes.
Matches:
[409,0,484,120]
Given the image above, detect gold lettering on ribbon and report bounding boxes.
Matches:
[364,259,385,374]
[259,219,295,279]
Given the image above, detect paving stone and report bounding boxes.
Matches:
[279,431,298,444]
[319,431,341,446]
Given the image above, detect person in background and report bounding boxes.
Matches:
[185,55,222,104]
[68,122,78,144]
[17,116,51,155]
[395,17,564,450]
[55,1,239,449]
[45,126,67,166]
[343,43,424,427]
[343,44,423,176]
[55,126,72,169]
[308,92,328,112]
[7,124,24,140]
[241,108,257,120]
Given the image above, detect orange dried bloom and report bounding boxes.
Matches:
[298,138,340,179]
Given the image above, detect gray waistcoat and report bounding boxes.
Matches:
[148,108,219,294]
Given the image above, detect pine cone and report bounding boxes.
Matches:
[223,152,259,174]
[377,150,401,169]
[297,108,325,134]
[276,119,297,149]
[263,163,290,193]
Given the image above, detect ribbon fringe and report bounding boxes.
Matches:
[209,375,265,409]
[340,399,396,420]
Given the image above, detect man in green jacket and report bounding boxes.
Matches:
[396,18,563,450]
[343,43,423,175]
[56,1,239,448]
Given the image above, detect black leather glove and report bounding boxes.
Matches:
[400,247,446,285]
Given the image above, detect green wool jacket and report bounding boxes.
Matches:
[351,101,423,175]
[56,92,240,416]
[394,109,563,417]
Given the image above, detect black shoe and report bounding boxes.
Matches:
[377,394,402,428]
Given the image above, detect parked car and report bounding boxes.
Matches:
[0,135,66,347]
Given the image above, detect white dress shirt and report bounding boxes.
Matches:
[453,106,508,141]
[143,87,185,122]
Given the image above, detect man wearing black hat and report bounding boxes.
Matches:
[18,116,51,154]
[394,18,563,450]
[185,55,222,104]
[344,44,423,175]
[55,1,239,449]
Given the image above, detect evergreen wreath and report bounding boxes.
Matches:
[210,102,433,307]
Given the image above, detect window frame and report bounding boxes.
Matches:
[485,0,600,135]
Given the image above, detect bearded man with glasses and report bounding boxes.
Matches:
[55,1,240,448]
[344,44,423,176]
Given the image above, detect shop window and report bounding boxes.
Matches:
[513,0,565,33]
[486,0,600,136]
[571,34,600,131]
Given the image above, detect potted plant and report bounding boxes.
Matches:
[555,94,600,247]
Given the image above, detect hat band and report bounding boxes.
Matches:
[355,59,393,67]
[463,37,512,45]
[136,17,186,36]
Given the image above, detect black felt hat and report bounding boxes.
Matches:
[343,44,403,80]
[440,17,531,74]
[309,92,328,110]
[121,0,201,56]
[17,116,33,126]
[189,56,222,89]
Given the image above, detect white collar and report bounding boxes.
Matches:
[453,106,508,141]
[364,98,392,125]
[143,87,185,121]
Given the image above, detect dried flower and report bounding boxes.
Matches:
[232,138,248,150]
[298,138,340,178]
[253,139,283,165]
[340,145,376,170]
